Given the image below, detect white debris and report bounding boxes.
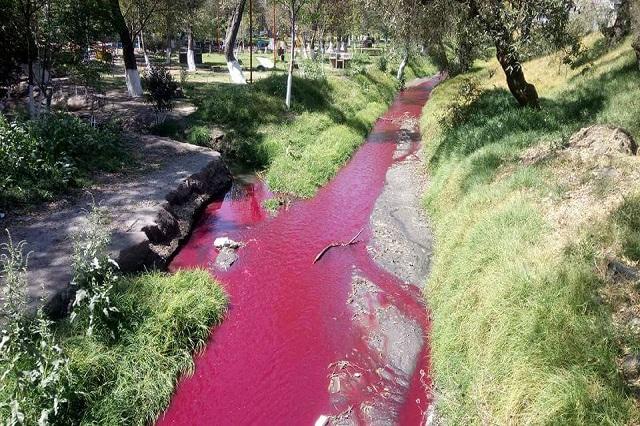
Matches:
[214,237,241,249]
[0,212,4,220]
[315,415,330,426]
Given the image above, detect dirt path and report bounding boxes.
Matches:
[0,135,229,315]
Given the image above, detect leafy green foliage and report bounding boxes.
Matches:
[142,64,179,122]
[0,234,70,425]
[70,207,120,339]
[0,113,125,208]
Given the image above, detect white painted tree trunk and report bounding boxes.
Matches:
[141,31,151,69]
[187,26,196,72]
[28,84,36,118]
[227,59,247,84]
[397,51,408,81]
[286,14,296,110]
[125,68,143,97]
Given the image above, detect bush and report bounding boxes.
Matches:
[376,55,388,72]
[187,125,211,146]
[142,65,179,124]
[0,113,124,208]
[300,57,325,80]
[0,233,70,424]
[437,77,482,130]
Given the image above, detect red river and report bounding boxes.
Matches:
[158,76,441,425]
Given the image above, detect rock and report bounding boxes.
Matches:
[109,231,160,272]
[142,208,180,245]
[608,258,640,282]
[622,354,640,378]
[315,415,330,426]
[568,125,638,157]
[66,95,89,111]
[214,237,241,249]
[215,247,239,271]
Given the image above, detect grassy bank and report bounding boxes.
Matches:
[422,35,640,423]
[0,270,227,424]
[183,55,435,198]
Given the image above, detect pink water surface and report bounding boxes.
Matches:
[158,76,441,425]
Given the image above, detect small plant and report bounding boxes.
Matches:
[187,125,212,146]
[376,55,388,72]
[142,64,179,125]
[179,67,189,88]
[300,57,325,80]
[438,77,482,130]
[70,205,120,338]
[0,232,70,424]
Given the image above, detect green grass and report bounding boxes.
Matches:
[184,56,435,198]
[0,113,128,209]
[421,35,640,424]
[0,270,227,425]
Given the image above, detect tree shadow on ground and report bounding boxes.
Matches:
[428,61,640,168]
[186,73,388,170]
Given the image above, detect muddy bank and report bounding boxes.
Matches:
[0,135,231,316]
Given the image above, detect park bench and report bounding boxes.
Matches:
[329,52,352,69]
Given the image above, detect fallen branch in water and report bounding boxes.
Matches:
[313,229,364,264]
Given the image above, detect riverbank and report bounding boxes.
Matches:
[180,55,436,201]
[421,34,640,422]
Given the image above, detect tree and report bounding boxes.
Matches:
[107,0,143,96]
[632,0,640,69]
[224,0,247,83]
[279,0,311,109]
[457,0,575,108]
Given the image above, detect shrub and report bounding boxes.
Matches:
[0,113,124,207]
[376,55,388,72]
[437,77,482,130]
[300,57,325,80]
[142,65,179,124]
[0,233,70,424]
[69,206,120,338]
[187,125,211,146]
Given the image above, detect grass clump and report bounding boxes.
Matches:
[0,113,126,209]
[0,209,227,424]
[421,34,640,423]
[61,270,226,424]
[185,58,436,198]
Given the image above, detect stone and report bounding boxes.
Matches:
[622,354,640,378]
[315,415,330,426]
[66,95,89,111]
[109,231,158,272]
[568,125,638,157]
[214,237,241,249]
[608,258,640,282]
[142,208,180,245]
[215,247,239,271]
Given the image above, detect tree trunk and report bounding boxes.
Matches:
[286,10,296,110]
[632,0,640,70]
[224,0,247,84]
[397,49,408,81]
[108,0,142,97]
[495,41,539,108]
[141,31,151,69]
[166,35,172,65]
[187,25,196,71]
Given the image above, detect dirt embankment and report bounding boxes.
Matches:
[0,135,231,317]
